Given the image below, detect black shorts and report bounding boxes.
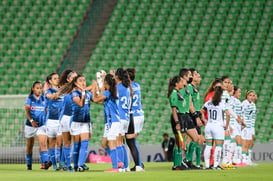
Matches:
[190,113,202,135]
[126,113,135,134]
[171,113,194,134]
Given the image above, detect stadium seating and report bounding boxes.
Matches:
[83,0,273,144]
[0,0,91,94]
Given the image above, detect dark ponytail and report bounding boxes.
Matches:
[59,74,84,95]
[59,69,76,87]
[204,78,222,100]
[233,85,239,95]
[167,76,181,98]
[115,68,130,88]
[104,74,117,100]
[211,86,223,106]
[29,81,42,96]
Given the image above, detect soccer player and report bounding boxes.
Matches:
[60,74,93,172]
[115,68,131,172]
[249,93,257,165]
[230,86,245,165]
[186,68,204,169]
[24,81,50,170]
[45,73,63,171]
[59,69,77,171]
[167,75,188,170]
[162,133,175,162]
[179,68,201,169]
[203,78,223,167]
[92,74,121,172]
[220,76,240,168]
[126,68,144,172]
[241,90,256,165]
[201,86,230,170]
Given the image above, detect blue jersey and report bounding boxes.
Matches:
[25,94,46,127]
[131,82,144,117]
[60,94,73,117]
[103,90,120,126]
[71,90,93,123]
[116,83,131,121]
[45,88,63,120]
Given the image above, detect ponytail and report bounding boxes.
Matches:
[59,74,84,95]
[211,86,223,106]
[104,74,118,99]
[167,76,181,98]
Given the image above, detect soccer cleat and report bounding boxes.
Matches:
[118,168,126,172]
[67,166,74,172]
[74,166,78,172]
[135,166,144,172]
[118,162,124,168]
[77,166,85,172]
[27,165,32,170]
[125,167,131,172]
[44,161,52,170]
[172,165,188,171]
[212,166,223,170]
[181,160,190,169]
[53,165,61,171]
[83,164,89,171]
[104,168,119,173]
[40,164,45,169]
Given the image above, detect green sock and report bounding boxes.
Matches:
[173,147,182,167]
[186,141,197,162]
[195,144,202,166]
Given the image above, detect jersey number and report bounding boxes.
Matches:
[209,110,217,120]
[121,96,131,109]
[132,95,138,107]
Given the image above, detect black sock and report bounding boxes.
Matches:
[126,138,140,166]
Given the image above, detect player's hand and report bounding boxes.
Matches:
[241,122,246,130]
[31,121,38,128]
[196,117,203,127]
[76,83,84,92]
[236,116,242,123]
[176,123,181,131]
[229,126,234,134]
[223,125,228,130]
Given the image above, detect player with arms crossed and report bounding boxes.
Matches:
[24,81,50,170]
[45,73,63,171]
[201,86,230,170]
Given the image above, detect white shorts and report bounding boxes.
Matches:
[60,115,72,133]
[251,127,255,135]
[46,119,61,138]
[24,125,47,138]
[103,122,121,140]
[120,119,129,136]
[133,115,144,134]
[230,123,242,139]
[70,122,92,136]
[205,123,225,141]
[241,127,252,140]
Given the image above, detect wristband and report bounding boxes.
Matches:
[82,91,85,96]
[96,91,99,95]
[175,121,180,125]
[192,111,199,119]
[30,119,34,123]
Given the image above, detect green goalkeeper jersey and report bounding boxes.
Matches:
[188,84,200,111]
[169,89,187,114]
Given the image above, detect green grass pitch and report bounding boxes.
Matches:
[0,162,272,181]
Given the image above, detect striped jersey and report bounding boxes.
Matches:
[241,100,255,128]
[230,96,243,125]
[252,103,257,129]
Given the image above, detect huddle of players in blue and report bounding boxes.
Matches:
[24,68,144,172]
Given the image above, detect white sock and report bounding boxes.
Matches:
[242,153,247,164]
[248,148,252,163]
[233,145,242,164]
[204,144,212,168]
[214,145,223,167]
[222,139,230,164]
[228,142,236,163]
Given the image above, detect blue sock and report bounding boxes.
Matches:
[78,140,89,167]
[40,151,49,164]
[105,147,111,155]
[73,142,80,168]
[134,139,142,166]
[110,148,118,169]
[61,146,65,164]
[64,146,72,168]
[49,148,57,167]
[26,154,32,166]
[57,148,61,164]
[117,146,124,164]
[39,152,42,164]
[122,144,128,168]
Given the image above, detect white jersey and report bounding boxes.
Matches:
[203,100,228,125]
[252,103,257,132]
[230,96,243,125]
[242,100,255,128]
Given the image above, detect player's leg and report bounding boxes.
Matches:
[62,116,73,171]
[233,125,242,165]
[195,127,203,168]
[77,123,92,172]
[241,128,248,165]
[37,126,50,169]
[56,134,65,169]
[213,124,225,169]
[221,130,231,167]
[204,123,213,169]
[117,120,129,171]
[26,137,35,170]
[248,134,255,165]
[70,122,81,171]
